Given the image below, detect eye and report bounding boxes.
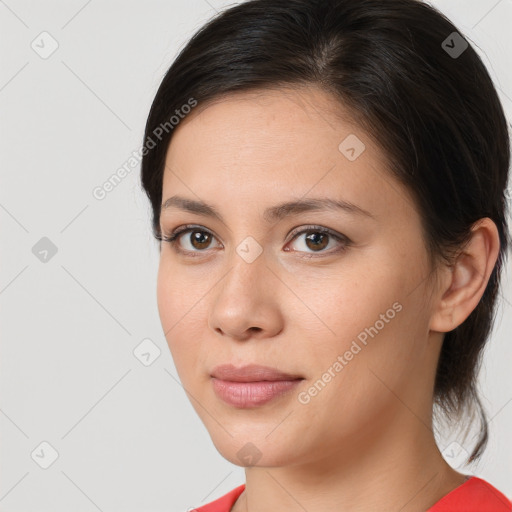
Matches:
[161,224,351,258]
[161,225,221,255]
[285,225,350,257]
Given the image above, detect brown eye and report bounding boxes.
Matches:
[188,230,213,250]
[162,225,222,255]
[162,224,350,258]
[286,225,350,256]
[304,231,329,251]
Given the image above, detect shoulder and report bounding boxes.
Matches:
[428,476,512,512]
[191,484,245,512]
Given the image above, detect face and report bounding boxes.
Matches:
[157,86,441,469]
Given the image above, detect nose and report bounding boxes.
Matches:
[208,249,284,341]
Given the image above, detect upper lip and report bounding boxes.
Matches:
[211,364,303,382]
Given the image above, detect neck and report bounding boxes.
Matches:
[233,414,467,512]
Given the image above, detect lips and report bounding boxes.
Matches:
[210,364,304,408]
[210,363,303,382]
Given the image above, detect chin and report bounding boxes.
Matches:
[208,430,304,469]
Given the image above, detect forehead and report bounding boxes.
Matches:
[162,86,412,223]
[167,86,364,159]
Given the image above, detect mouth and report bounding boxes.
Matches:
[210,364,304,408]
[210,363,304,382]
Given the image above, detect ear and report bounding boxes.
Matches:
[429,218,501,333]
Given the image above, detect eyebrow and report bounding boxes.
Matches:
[161,195,375,224]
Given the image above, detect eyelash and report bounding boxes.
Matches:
[160,224,351,259]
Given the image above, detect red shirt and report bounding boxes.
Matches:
[192,477,512,511]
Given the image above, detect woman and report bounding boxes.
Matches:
[140,0,512,510]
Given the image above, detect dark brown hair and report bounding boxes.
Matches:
[140,0,511,462]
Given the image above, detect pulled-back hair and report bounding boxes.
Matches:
[140,0,510,462]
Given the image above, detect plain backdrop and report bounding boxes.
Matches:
[0,1,511,511]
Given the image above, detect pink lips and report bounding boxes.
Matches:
[210,364,304,408]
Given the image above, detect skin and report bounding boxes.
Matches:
[156,86,500,511]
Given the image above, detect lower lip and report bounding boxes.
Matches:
[211,378,303,408]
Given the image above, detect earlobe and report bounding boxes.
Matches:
[429,218,500,333]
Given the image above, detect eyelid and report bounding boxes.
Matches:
[161,224,222,256]
[285,224,351,257]
[287,224,348,243]
[162,223,351,256]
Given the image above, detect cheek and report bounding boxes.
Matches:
[156,266,177,332]
[293,291,422,440]
[294,258,423,388]
[156,258,200,328]
[292,265,402,344]
[156,261,205,374]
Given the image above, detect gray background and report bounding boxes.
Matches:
[0,1,511,511]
